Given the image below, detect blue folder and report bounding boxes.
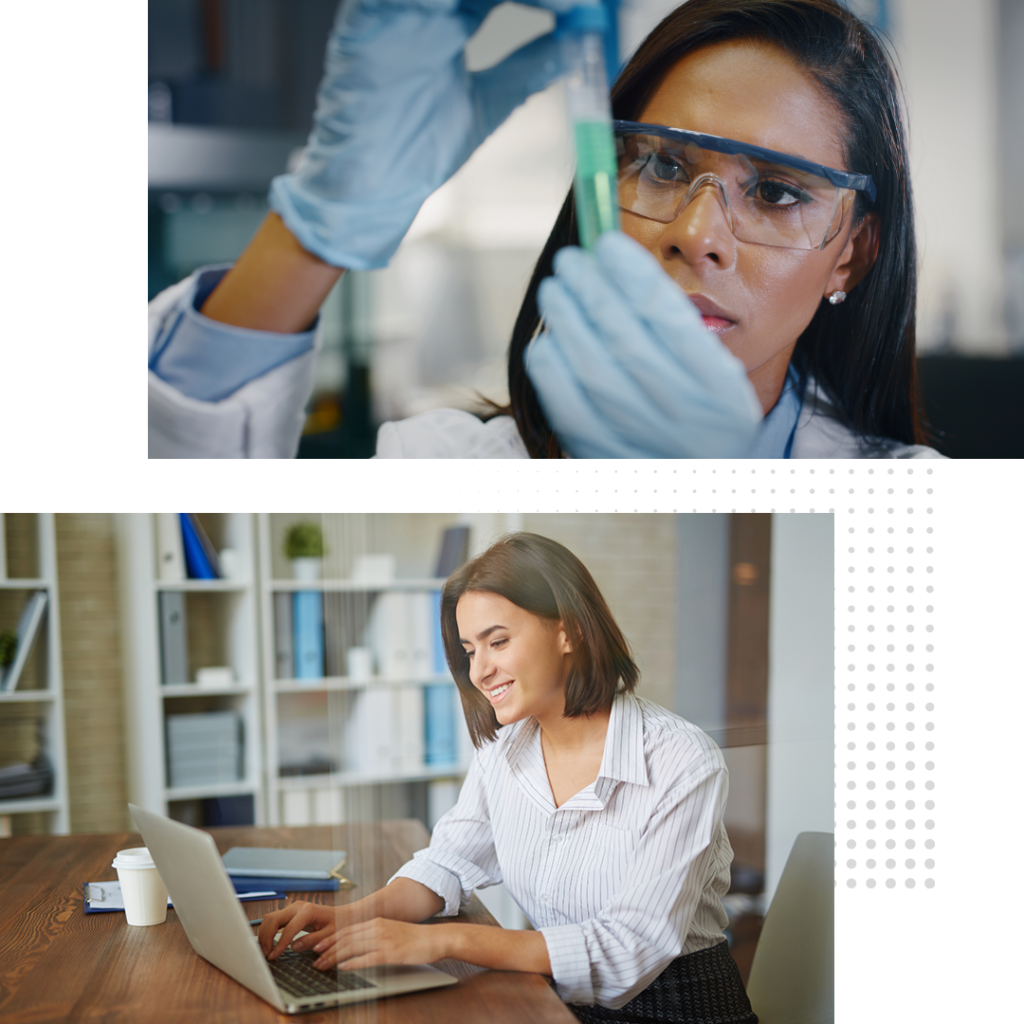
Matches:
[292,590,324,680]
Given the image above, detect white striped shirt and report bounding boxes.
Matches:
[391,692,733,1009]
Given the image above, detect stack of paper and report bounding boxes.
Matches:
[0,756,52,799]
[165,711,242,789]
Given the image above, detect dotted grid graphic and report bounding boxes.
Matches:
[443,460,943,893]
[833,469,938,892]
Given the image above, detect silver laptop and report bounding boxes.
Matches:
[130,804,458,1013]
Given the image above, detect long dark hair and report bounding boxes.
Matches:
[440,532,639,746]
[504,0,923,457]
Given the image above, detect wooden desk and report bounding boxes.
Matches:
[0,821,576,1024]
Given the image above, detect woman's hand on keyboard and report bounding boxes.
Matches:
[259,900,349,961]
[260,880,448,969]
[308,917,445,971]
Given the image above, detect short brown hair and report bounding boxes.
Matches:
[440,533,638,747]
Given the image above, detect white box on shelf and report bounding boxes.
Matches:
[195,666,235,688]
[351,554,395,585]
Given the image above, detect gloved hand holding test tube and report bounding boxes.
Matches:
[529,2,763,459]
[266,0,587,272]
[557,3,620,249]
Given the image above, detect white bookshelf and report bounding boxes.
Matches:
[0,514,70,834]
[116,514,265,825]
[256,514,472,827]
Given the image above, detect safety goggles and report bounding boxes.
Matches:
[614,120,876,251]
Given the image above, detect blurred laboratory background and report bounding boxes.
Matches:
[148,0,1024,457]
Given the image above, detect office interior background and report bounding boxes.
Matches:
[0,512,831,981]
[148,0,1024,457]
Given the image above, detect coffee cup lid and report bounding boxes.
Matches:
[112,847,156,870]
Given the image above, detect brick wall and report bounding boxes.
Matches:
[55,515,129,833]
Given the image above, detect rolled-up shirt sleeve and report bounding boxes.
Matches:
[388,752,503,916]
[149,265,317,402]
[540,762,729,1008]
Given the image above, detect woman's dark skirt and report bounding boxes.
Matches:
[569,941,758,1024]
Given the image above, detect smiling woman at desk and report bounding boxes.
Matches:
[259,533,756,1024]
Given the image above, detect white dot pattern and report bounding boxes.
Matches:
[320,460,945,893]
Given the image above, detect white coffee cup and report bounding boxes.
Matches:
[112,847,168,926]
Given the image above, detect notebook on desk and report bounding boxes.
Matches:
[129,805,458,1014]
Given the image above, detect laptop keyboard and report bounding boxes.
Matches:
[269,949,378,998]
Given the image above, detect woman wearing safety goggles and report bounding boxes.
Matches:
[148,0,944,460]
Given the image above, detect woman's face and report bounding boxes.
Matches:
[456,590,572,728]
[622,39,876,410]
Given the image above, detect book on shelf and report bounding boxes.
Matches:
[0,590,48,693]
[435,526,470,577]
[158,591,188,686]
[155,514,185,582]
[342,686,396,775]
[179,514,221,580]
[397,684,425,774]
[424,590,459,766]
[424,683,458,766]
[273,592,293,679]
[455,697,475,768]
[409,592,435,679]
[430,590,447,675]
[341,683,426,777]
[292,590,324,680]
[156,514,225,581]
[366,591,411,680]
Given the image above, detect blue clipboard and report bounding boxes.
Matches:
[83,881,286,914]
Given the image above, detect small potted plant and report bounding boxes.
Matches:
[284,522,326,581]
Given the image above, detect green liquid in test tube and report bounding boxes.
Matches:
[573,120,619,249]
[559,8,619,250]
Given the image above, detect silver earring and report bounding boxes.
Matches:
[828,290,847,305]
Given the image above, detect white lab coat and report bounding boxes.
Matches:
[148,276,320,459]
[148,276,945,460]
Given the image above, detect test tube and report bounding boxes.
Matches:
[557,4,619,250]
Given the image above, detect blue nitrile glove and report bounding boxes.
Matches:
[269,0,588,270]
[527,232,763,458]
